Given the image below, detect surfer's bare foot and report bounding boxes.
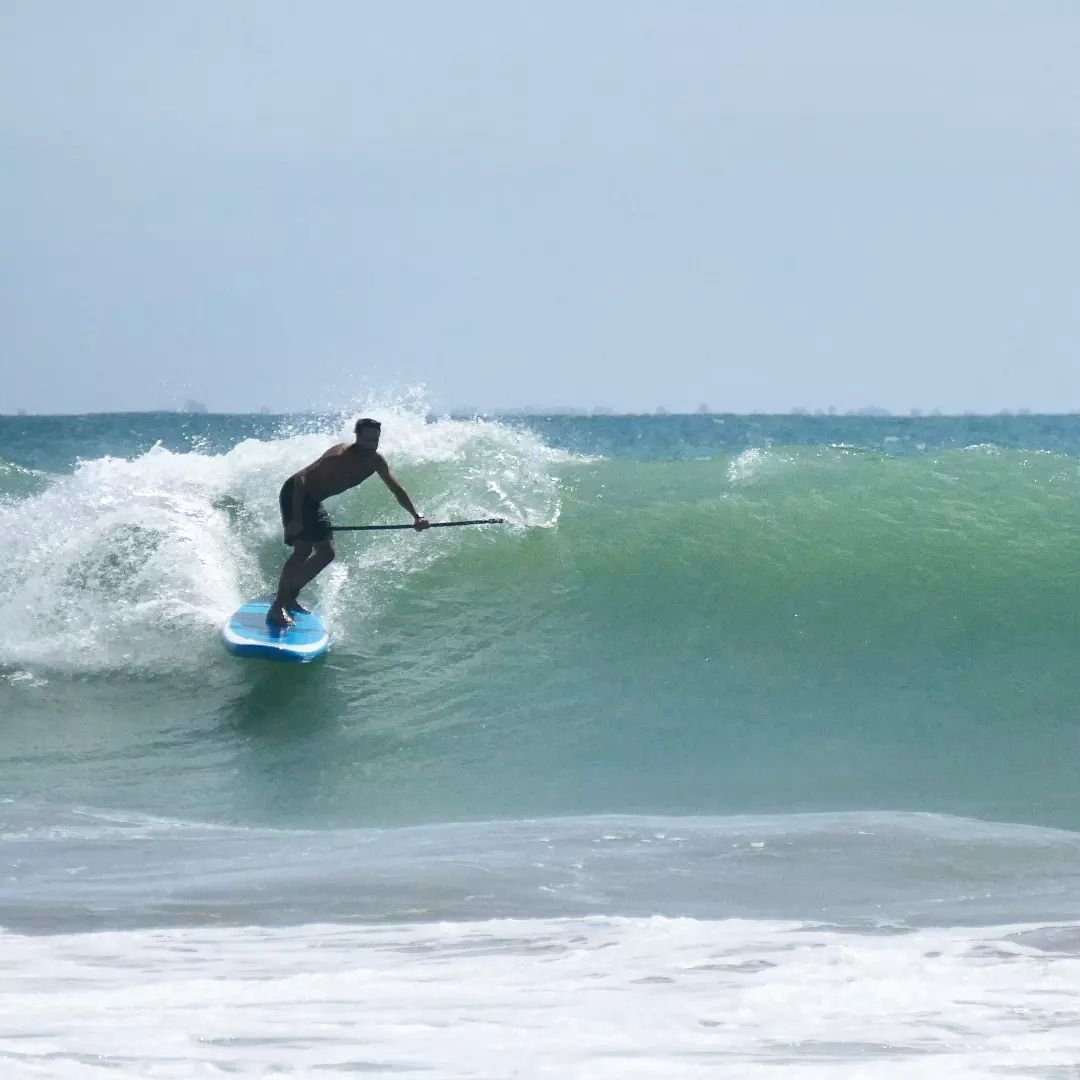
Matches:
[266,602,293,628]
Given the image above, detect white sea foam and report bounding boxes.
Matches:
[726,446,772,484]
[2,915,1079,1078]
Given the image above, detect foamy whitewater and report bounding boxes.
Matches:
[4,405,1080,1077]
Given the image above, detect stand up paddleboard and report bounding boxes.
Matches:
[222,595,329,662]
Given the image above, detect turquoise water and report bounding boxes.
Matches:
[6,408,1080,1076]
[3,409,1080,830]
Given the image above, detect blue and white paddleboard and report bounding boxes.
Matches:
[222,595,330,662]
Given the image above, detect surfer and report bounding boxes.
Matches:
[267,418,429,627]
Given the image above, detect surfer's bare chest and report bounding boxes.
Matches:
[306,447,378,500]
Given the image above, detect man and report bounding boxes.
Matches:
[267,418,429,627]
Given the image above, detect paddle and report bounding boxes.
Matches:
[330,517,507,532]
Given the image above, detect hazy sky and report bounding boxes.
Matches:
[4,2,1080,415]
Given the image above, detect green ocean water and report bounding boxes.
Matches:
[2,408,1079,832]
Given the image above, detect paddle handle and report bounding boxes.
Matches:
[330,517,507,532]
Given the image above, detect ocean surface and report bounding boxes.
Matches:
[4,406,1080,1077]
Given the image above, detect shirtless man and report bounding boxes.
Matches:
[267,418,429,627]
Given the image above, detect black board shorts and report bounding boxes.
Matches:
[279,478,332,545]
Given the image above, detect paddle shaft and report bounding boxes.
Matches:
[330,517,506,532]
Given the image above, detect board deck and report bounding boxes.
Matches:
[222,594,329,662]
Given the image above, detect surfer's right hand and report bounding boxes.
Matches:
[285,520,303,542]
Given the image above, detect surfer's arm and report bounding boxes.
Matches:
[374,455,429,529]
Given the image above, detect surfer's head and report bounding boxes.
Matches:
[354,417,382,452]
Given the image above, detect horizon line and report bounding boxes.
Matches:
[0,408,1073,420]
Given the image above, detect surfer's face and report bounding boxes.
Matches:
[355,425,381,452]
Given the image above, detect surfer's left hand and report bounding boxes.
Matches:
[414,516,431,531]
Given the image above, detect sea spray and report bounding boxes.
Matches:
[0,411,562,672]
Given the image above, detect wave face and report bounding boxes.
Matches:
[2,411,1080,829]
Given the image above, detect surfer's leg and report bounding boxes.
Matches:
[279,504,335,613]
[287,540,335,604]
[268,542,315,625]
